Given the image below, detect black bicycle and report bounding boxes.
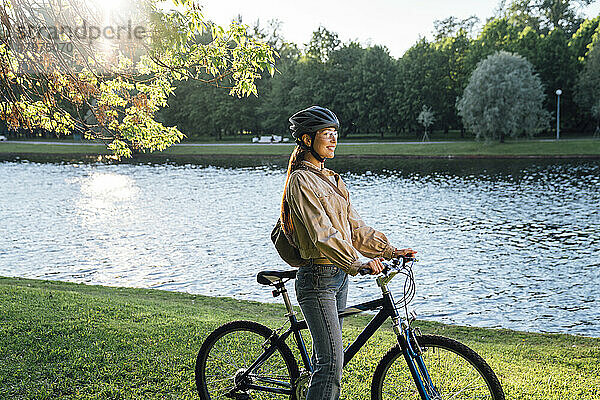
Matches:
[195,257,505,399]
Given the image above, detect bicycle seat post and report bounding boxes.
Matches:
[274,282,296,317]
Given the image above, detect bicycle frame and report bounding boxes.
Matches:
[229,265,440,399]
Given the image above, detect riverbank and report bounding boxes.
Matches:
[1,139,600,158]
[1,277,598,399]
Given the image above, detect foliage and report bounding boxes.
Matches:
[0,0,276,157]
[569,16,600,61]
[417,105,435,129]
[3,0,600,144]
[433,16,480,41]
[457,51,549,142]
[575,43,600,122]
[499,0,595,34]
[306,26,341,63]
[395,40,447,135]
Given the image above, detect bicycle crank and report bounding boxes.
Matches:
[295,370,311,400]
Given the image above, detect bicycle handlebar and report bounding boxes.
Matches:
[358,255,416,276]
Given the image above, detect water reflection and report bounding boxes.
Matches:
[0,156,599,336]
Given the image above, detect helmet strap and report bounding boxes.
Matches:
[310,145,325,163]
[298,134,325,164]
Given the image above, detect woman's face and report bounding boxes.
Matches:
[304,127,338,159]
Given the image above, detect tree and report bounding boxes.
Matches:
[0,0,276,157]
[417,105,435,141]
[499,0,595,34]
[395,39,448,136]
[569,16,600,62]
[434,30,475,132]
[305,26,341,63]
[457,51,549,142]
[350,45,396,138]
[324,41,364,137]
[535,28,580,130]
[593,101,600,137]
[575,43,600,129]
[433,16,480,40]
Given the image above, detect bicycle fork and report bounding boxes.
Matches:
[380,277,441,400]
[397,329,441,400]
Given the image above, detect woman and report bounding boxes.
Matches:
[280,105,416,400]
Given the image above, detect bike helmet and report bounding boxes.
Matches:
[289,106,339,162]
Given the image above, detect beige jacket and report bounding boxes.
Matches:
[286,161,395,276]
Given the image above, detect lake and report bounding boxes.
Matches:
[1,154,599,336]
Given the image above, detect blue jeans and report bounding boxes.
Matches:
[295,263,349,400]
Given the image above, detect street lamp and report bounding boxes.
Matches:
[556,89,562,140]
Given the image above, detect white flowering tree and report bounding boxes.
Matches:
[456,51,549,142]
[417,104,435,141]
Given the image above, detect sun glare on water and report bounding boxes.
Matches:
[80,172,138,205]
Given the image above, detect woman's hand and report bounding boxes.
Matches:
[393,248,417,258]
[363,257,385,275]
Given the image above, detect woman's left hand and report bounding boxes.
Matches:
[393,248,417,258]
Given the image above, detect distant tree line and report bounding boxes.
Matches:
[155,0,600,140]
[6,1,597,141]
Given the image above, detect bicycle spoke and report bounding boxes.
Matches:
[374,336,503,400]
[196,322,297,400]
[205,376,235,384]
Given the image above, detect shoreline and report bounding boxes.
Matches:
[2,151,600,161]
[2,275,598,339]
[1,139,600,160]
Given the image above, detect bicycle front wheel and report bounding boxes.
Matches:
[195,320,300,400]
[372,335,504,400]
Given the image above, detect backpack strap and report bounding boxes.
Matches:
[298,165,348,201]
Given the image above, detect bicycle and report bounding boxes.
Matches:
[195,256,505,399]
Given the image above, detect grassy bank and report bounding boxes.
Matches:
[1,277,598,399]
[1,139,600,158]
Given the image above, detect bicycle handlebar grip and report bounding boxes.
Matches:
[359,264,392,276]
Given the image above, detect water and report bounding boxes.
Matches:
[1,155,599,336]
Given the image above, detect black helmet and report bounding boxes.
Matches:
[289,106,339,140]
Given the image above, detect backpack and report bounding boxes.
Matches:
[271,166,347,267]
[271,218,308,267]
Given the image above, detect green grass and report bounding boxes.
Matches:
[1,139,600,158]
[1,277,598,399]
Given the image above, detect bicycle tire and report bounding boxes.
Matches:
[195,320,300,400]
[371,334,504,400]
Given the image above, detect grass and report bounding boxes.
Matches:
[1,139,600,158]
[6,130,595,143]
[1,276,598,399]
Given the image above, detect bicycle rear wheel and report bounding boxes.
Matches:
[195,320,300,400]
[371,334,504,400]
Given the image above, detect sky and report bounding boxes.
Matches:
[194,0,600,58]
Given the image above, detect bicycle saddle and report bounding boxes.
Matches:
[257,270,297,286]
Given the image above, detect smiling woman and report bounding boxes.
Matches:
[277,105,416,400]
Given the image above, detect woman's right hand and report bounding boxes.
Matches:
[363,257,385,275]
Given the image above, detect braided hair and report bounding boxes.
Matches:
[280,145,309,240]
